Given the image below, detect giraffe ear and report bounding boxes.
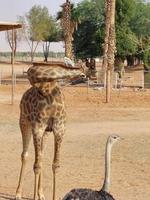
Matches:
[34,83,41,88]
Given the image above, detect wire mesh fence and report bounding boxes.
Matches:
[0,69,29,85]
[87,68,146,91]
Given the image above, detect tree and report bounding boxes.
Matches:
[6,18,23,64]
[42,17,62,62]
[6,30,19,64]
[57,0,72,59]
[60,0,149,69]
[115,0,150,66]
[115,0,138,64]
[130,1,150,67]
[130,1,150,37]
[73,20,102,59]
[21,5,53,62]
[102,0,116,103]
[72,0,104,59]
[116,27,138,62]
[57,0,80,59]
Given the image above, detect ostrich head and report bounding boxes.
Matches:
[107,134,121,146]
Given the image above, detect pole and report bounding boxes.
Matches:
[11,28,15,105]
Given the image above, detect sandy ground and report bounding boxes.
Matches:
[0,69,150,200]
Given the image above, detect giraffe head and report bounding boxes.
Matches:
[27,64,85,96]
[27,63,85,86]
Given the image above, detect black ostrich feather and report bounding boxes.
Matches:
[62,188,115,200]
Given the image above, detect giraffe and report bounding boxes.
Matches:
[15,64,85,200]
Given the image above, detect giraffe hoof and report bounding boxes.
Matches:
[38,194,45,200]
[15,193,22,200]
[38,189,45,200]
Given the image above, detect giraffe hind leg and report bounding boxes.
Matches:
[15,123,32,200]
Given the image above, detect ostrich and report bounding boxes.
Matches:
[64,57,75,68]
[62,135,121,200]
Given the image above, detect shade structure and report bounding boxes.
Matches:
[0,22,22,31]
[0,22,22,104]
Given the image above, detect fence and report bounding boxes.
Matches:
[87,68,146,90]
[144,71,150,88]
[0,68,148,88]
[0,68,29,86]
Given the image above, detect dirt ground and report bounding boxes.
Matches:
[0,65,150,200]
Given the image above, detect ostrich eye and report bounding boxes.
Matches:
[113,136,117,139]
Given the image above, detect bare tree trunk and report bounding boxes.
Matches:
[31,41,34,63]
[30,41,39,63]
[23,33,37,63]
[11,29,15,105]
[43,41,50,62]
[6,31,17,64]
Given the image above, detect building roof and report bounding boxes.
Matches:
[0,22,22,31]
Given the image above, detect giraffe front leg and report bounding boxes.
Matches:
[15,151,29,200]
[15,123,31,200]
[38,173,45,200]
[52,134,64,200]
[52,120,65,200]
[52,134,63,172]
[33,131,44,200]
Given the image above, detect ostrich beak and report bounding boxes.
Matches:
[119,136,124,141]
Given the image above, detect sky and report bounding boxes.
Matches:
[0,0,82,52]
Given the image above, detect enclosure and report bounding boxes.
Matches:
[0,62,150,200]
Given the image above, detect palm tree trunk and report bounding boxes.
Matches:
[104,0,116,103]
[61,0,74,59]
[102,0,111,72]
[65,36,73,59]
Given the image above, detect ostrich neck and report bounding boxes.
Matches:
[102,141,112,193]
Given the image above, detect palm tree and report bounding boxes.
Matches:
[57,0,78,59]
[102,0,116,103]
